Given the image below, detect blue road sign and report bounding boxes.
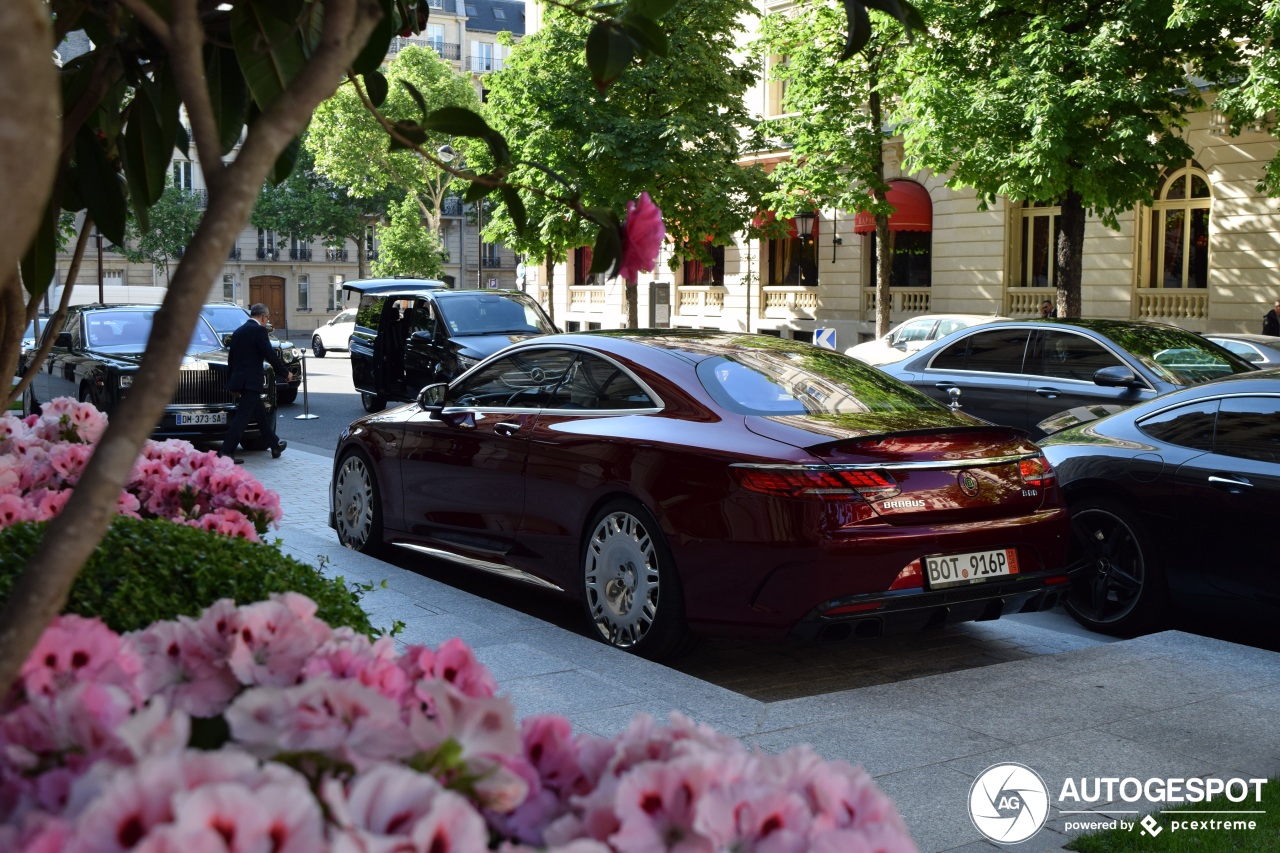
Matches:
[814,328,837,350]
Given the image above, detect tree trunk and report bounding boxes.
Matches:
[1055,189,1086,318]
[0,0,58,388]
[0,0,381,695]
[869,87,892,339]
[356,231,369,279]
[544,251,555,323]
[626,276,638,328]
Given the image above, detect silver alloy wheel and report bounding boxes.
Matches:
[584,510,660,648]
[334,454,375,550]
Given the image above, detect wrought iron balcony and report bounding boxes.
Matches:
[367,249,379,260]
[227,247,241,261]
[289,248,312,261]
[441,197,464,217]
[388,36,460,61]
[257,247,279,260]
[468,56,503,73]
[326,248,349,262]
[481,256,503,268]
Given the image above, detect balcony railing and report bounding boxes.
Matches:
[257,247,279,261]
[1135,289,1208,322]
[763,286,818,319]
[326,248,349,262]
[289,248,312,261]
[568,286,607,312]
[388,36,460,60]
[367,249,379,260]
[183,188,208,209]
[481,256,502,268]
[441,197,463,217]
[468,56,503,73]
[861,287,929,320]
[227,247,241,261]
[676,286,725,317]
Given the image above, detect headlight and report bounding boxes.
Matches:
[281,347,299,363]
[118,375,133,388]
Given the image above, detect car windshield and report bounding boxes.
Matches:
[86,310,223,353]
[1097,325,1256,385]
[201,305,249,333]
[438,292,556,336]
[697,345,948,418]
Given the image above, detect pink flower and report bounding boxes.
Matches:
[0,493,34,527]
[617,192,666,281]
[129,618,239,718]
[225,594,332,688]
[19,615,141,702]
[302,631,407,703]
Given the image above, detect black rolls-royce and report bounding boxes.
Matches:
[19,304,278,449]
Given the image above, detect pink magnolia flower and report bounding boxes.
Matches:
[617,192,666,281]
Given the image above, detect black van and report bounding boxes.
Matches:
[345,279,558,412]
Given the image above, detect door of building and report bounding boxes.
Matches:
[249,275,286,330]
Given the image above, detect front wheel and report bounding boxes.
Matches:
[1064,497,1167,636]
[312,336,326,358]
[361,392,385,413]
[333,450,384,555]
[581,499,694,660]
[277,386,297,405]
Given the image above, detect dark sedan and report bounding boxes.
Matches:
[1040,371,1280,640]
[201,302,303,404]
[880,319,1256,438]
[331,332,1072,660]
[20,304,278,448]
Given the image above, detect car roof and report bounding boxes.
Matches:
[1206,332,1280,345]
[894,313,1009,324]
[343,278,448,296]
[506,328,838,365]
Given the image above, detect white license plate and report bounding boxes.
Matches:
[925,548,1019,589]
[176,412,227,426]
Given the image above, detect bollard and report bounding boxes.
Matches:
[294,353,319,420]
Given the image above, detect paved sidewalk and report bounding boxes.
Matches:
[243,446,1280,853]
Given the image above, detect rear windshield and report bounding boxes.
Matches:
[438,292,556,336]
[696,349,947,416]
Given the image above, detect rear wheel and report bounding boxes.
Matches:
[581,499,695,660]
[276,386,297,405]
[333,450,384,555]
[1064,497,1167,636]
[361,392,385,413]
[312,336,326,358]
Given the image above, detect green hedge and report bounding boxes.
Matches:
[0,517,376,635]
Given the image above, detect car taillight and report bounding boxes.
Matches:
[730,465,897,501]
[1018,454,1055,488]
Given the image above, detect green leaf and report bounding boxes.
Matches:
[269,135,303,186]
[353,0,395,75]
[122,86,168,214]
[20,197,58,298]
[205,45,250,155]
[232,0,309,111]
[501,186,526,237]
[483,131,511,167]
[421,106,493,138]
[586,21,635,93]
[840,0,872,61]
[463,179,492,203]
[589,225,621,276]
[862,0,925,34]
[365,71,390,108]
[628,0,680,20]
[400,79,428,119]
[75,126,127,245]
[387,119,428,151]
[620,14,669,58]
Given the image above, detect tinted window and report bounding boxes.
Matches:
[930,328,1029,373]
[438,293,555,336]
[202,305,249,333]
[1214,396,1280,463]
[1137,400,1218,451]
[1211,339,1263,362]
[450,349,578,408]
[934,318,972,337]
[1029,331,1124,381]
[407,300,437,336]
[544,353,654,410]
[356,295,384,330]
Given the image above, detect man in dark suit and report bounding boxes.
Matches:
[219,303,291,462]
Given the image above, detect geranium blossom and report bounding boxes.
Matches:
[0,597,917,852]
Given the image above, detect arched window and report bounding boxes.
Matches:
[855,181,933,287]
[1147,161,1212,289]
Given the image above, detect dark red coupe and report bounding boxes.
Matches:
[330,332,1072,659]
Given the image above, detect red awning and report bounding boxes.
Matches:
[853,181,933,234]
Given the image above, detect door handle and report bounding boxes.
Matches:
[1208,474,1253,491]
[1034,387,1060,398]
[494,421,522,437]
[934,383,959,390]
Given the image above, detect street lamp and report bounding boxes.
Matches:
[438,144,485,289]
[792,209,816,243]
[792,209,819,286]
[437,144,464,287]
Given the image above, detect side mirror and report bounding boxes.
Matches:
[1093,365,1143,388]
[221,333,233,348]
[416,382,448,411]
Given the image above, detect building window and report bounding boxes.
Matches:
[1018,202,1060,288]
[222,274,235,301]
[328,274,343,311]
[683,243,725,286]
[765,55,789,118]
[172,160,193,190]
[472,42,494,72]
[481,242,500,266]
[290,234,311,261]
[1146,161,1212,289]
[867,231,932,287]
[257,228,277,260]
[766,215,819,286]
[427,23,445,51]
[573,246,598,285]
[297,274,310,310]
[493,7,505,19]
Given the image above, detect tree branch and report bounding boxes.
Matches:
[169,0,224,191]
[115,0,174,48]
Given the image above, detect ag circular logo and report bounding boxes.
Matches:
[968,762,1050,844]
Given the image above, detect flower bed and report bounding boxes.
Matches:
[0,399,280,541]
[0,595,918,851]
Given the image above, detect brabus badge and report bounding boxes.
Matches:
[958,471,979,497]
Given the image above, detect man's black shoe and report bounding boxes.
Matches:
[271,440,287,459]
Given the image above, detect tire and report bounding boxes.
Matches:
[312,336,326,358]
[581,499,695,660]
[361,392,385,413]
[277,386,297,406]
[1064,497,1167,636]
[333,450,384,556]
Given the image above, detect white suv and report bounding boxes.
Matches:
[311,309,356,357]
[846,314,1008,366]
